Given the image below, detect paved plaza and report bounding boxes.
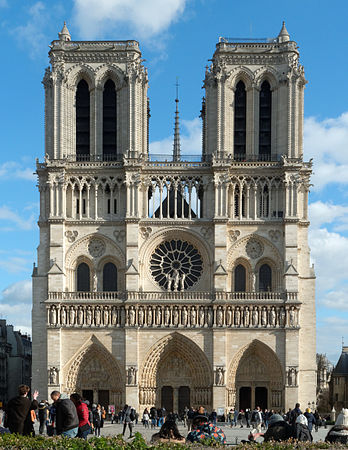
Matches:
[93,421,329,445]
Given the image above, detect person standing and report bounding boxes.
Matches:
[93,404,102,437]
[304,408,316,433]
[70,393,90,439]
[5,385,39,435]
[50,391,79,438]
[143,408,150,428]
[122,404,135,438]
[251,406,263,433]
[289,403,302,425]
[245,409,251,428]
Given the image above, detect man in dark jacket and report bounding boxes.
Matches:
[289,403,302,424]
[38,400,49,434]
[5,385,39,435]
[50,391,79,438]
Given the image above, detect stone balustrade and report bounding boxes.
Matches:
[46,302,299,329]
[47,291,298,302]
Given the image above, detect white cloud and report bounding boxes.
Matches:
[0,257,32,274]
[0,280,32,336]
[12,2,49,59]
[0,206,35,231]
[309,201,348,231]
[1,280,32,304]
[310,228,348,292]
[150,117,201,156]
[304,112,348,190]
[317,316,348,364]
[73,0,187,40]
[0,161,35,181]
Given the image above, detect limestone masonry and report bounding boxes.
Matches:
[32,22,316,413]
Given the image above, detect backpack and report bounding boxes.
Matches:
[130,409,136,421]
[251,411,259,423]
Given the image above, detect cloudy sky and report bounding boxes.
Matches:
[0,0,347,364]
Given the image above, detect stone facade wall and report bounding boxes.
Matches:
[32,26,316,413]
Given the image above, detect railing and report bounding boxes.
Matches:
[47,291,298,302]
[219,37,277,44]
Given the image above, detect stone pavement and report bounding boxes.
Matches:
[97,421,329,445]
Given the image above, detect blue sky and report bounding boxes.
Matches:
[0,0,347,364]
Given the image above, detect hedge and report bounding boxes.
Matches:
[0,432,345,449]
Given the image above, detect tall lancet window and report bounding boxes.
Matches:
[103,79,117,159]
[76,80,90,159]
[234,80,246,159]
[259,81,272,159]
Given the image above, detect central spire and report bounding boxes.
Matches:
[173,78,181,162]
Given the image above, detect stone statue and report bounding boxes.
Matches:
[182,307,188,326]
[279,307,286,327]
[244,307,250,327]
[173,269,180,291]
[77,307,84,325]
[69,307,76,325]
[173,307,179,326]
[199,307,205,326]
[251,271,256,292]
[288,368,296,386]
[103,307,109,326]
[269,307,276,327]
[289,307,296,327]
[86,306,92,326]
[128,367,136,385]
[216,307,223,326]
[95,307,101,326]
[190,307,196,326]
[156,307,162,326]
[207,308,213,327]
[111,307,117,326]
[226,307,232,326]
[180,273,186,291]
[147,307,153,326]
[93,273,98,292]
[129,307,136,326]
[166,272,173,291]
[261,307,267,327]
[164,307,170,326]
[138,307,144,326]
[60,307,66,325]
[252,307,259,326]
[48,367,58,385]
[50,307,57,325]
[216,367,224,385]
[234,307,240,326]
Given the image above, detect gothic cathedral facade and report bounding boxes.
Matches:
[32,23,316,413]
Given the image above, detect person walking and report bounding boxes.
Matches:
[289,403,302,425]
[122,404,135,438]
[38,400,49,435]
[5,385,38,435]
[50,391,79,438]
[304,408,316,433]
[251,406,263,432]
[143,408,150,428]
[70,393,90,439]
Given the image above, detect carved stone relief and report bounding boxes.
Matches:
[65,230,78,243]
[88,239,106,257]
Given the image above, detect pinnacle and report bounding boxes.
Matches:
[58,21,71,41]
[278,21,290,43]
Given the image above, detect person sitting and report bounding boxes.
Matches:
[186,414,226,445]
[248,413,293,442]
[150,419,185,444]
[293,414,312,442]
[325,408,348,444]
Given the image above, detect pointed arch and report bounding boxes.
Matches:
[140,332,213,388]
[63,335,124,397]
[227,339,284,390]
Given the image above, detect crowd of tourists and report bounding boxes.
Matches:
[2,385,348,445]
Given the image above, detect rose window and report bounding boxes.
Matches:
[150,240,203,291]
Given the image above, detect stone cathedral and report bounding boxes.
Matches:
[32,22,316,413]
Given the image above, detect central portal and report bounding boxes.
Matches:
[161,385,190,413]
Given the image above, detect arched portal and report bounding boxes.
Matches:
[64,337,123,408]
[227,340,284,411]
[139,333,213,413]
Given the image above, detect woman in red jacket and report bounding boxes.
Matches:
[70,393,90,439]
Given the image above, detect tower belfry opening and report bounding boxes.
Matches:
[33,23,315,413]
